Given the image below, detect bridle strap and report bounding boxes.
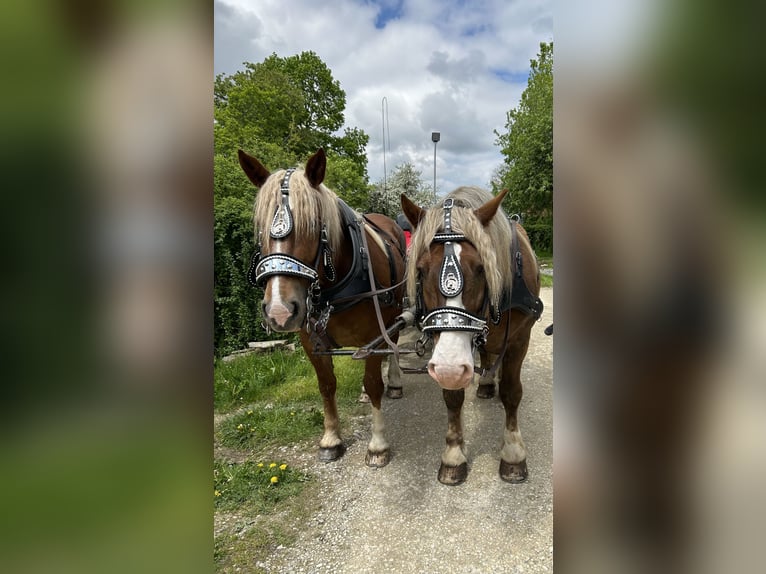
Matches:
[270,168,295,239]
[436,198,465,298]
[473,311,512,379]
[422,306,487,334]
[253,253,318,285]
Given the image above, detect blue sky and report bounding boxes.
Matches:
[215,0,552,194]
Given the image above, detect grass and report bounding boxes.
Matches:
[217,405,324,449]
[537,253,553,287]
[214,345,368,572]
[214,459,311,513]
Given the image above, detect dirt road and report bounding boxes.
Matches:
[261,287,553,573]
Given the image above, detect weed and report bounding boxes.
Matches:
[214,459,311,513]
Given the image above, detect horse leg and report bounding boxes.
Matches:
[385,351,403,399]
[301,334,346,462]
[476,347,496,399]
[498,335,531,482]
[438,388,468,485]
[363,355,391,467]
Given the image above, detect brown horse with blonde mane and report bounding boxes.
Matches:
[402,186,543,485]
[238,148,406,467]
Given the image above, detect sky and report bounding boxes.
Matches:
[214,0,552,195]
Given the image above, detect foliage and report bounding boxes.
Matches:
[214,195,270,356]
[494,42,553,250]
[214,459,311,512]
[214,52,372,354]
[523,221,553,254]
[368,162,437,217]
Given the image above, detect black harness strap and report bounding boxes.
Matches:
[500,218,544,320]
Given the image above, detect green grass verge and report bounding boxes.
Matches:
[214,346,368,571]
[214,459,311,513]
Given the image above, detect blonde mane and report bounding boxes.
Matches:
[407,186,513,310]
[253,167,344,251]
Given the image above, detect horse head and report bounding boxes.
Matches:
[402,189,508,390]
[239,148,339,333]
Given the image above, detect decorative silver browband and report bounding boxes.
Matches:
[253,253,318,285]
[422,307,488,334]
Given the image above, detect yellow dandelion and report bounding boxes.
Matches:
[290,412,295,416]
[269,462,277,468]
[270,476,279,484]
[247,410,253,416]
[214,490,221,497]
[257,462,264,468]
[279,464,287,471]
[237,423,244,430]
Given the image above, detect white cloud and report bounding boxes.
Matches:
[215,0,552,194]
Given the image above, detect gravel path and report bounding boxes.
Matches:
[261,287,553,573]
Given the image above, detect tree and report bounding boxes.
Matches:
[369,162,436,217]
[494,42,553,250]
[214,51,369,205]
[213,52,372,354]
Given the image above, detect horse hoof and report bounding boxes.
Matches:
[365,449,391,468]
[357,391,371,403]
[318,444,346,462]
[476,383,495,399]
[386,386,403,399]
[499,459,528,483]
[438,462,468,485]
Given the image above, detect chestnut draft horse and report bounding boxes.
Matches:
[401,187,544,485]
[238,148,407,467]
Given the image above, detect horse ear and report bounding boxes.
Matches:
[400,194,425,230]
[305,149,326,188]
[237,149,271,187]
[474,189,509,227]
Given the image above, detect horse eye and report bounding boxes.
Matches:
[476,264,484,275]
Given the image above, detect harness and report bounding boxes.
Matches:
[414,199,544,376]
[418,198,491,348]
[247,169,404,351]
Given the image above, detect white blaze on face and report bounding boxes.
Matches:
[427,244,475,390]
[265,198,291,327]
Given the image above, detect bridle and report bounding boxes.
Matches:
[413,198,512,377]
[247,169,336,323]
[416,198,499,350]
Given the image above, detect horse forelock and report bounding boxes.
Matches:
[253,168,344,251]
[406,186,512,310]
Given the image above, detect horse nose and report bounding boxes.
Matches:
[265,298,300,328]
[427,362,472,390]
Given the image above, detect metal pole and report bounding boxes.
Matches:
[431,131,440,196]
[382,97,388,195]
[433,142,436,195]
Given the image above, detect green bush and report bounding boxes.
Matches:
[214,195,278,356]
[523,221,553,253]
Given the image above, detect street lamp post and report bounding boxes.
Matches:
[431,131,440,197]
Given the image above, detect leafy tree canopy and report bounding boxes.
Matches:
[494,42,553,226]
[214,51,369,202]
